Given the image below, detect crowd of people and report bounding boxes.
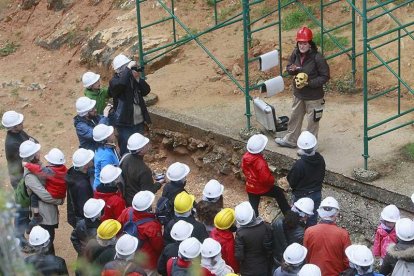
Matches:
[2,31,414,276]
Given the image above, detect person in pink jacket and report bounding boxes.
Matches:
[373,204,400,262]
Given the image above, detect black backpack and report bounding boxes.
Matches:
[155,196,174,225]
[122,209,154,244]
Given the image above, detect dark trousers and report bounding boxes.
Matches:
[117,123,145,156]
[292,191,322,227]
[248,186,290,216]
[40,224,57,255]
[15,207,30,243]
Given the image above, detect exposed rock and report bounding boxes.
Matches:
[27,83,46,91]
[2,80,24,89]
[172,132,188,147]
[35,13,79,50]
[173,146,189,155]
[20,0,40,10]
[219,162,232,175]
[232,64,242,76]
[353,168,380,182]
[161,137,174,147]
[208,76,221,82]
[203,151,222,165]
[230,153,241,166]
[239,127,261,140]
[144,93,158,106]
[188,138,207,151]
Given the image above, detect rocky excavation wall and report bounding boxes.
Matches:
[148,107,414,244]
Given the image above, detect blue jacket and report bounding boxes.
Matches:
[93,145,120,190]
[74,115,108,151]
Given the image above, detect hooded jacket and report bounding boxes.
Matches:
[25,163,68,199]
[210,228,239,273]
[70,218,101,255]
[241,152,275,195]
[66,167,94,228]
[287,46,330,101]
[84,239,116,273]
[287,152,325,196]
[380,240,414,275]
[74,115,108,151]
[93,145,120,190]
[102,259,148,276]
[117,207,164,270]
[109,69,151,126]
[121,153,161,206]
[235,217,273,276]
[25,253,68,275]
[158,242,180,276]
[163,215,209,246]
[373,224,397,258]
[84,87,109,115]
[161,180,187,202]
[94,184,125,221]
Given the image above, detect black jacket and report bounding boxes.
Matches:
[163,215,209,246]
[102,259,147,276]
[66,167,94,228]
[271,217,305,265]
[70,218,101,255]
[157,242,180,276]
[25,254,68,275]
[287,152,325,196]
[380,241,414,275]
[287,47,330,100]
[109,69,151,126]
[5,130,32,189]
[161,180,186,202]
[84,239,116,272]
[235,218,273,276]
[121,153,161,206]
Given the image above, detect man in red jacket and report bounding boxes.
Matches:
[304,196,351,276]
[241,134,290,216]
[94,164,126,221]
[117,191,163,275]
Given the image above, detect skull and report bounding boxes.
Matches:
[295,72,308,89]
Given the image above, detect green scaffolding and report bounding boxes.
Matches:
[134,0,414,169]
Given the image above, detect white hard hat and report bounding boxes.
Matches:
[396,218,414,241]
[132,191,155,211]
[179,237,202,259]
[113,54,131,70]
[171,220,194,241]
[115,234,139,256]
[235,201,254,226]
[19,140,41,158]
[72,148,94,167]
[83,198,105,218]
[294,197,314,216]
[127,133,149,151]
[82,71,100,88]
[2,110,24,128]
[297,131,317,150]
[166,162,190,182]
[381,204,400,223]
[201,238,221,258]
[100,164,122,184]
[246,134,268,154]
[44,148,65,165]
[93,124,114,142]
[411,193,414,204]
[76,96,96,116]
[298,264,321,276]
[345,244,374,267]
[202,179,224,199]
[29,225,50,246]
[317,196,339,218]
[283,242,308,265]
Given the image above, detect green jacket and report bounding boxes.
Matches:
[84,87,109,115]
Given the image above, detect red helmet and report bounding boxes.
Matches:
[296,27,313,42]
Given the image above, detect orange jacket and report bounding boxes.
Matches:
[304,222,351,276]
[241,152,274,194]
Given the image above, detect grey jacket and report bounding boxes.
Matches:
[24,168,63,225]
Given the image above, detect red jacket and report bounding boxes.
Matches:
[25,163,67,199]
[210,228,239,273]
[373,224,397,258]
[166,257,207,276]
[304,222,351,276]
[117,207,163,270]
[241,152,274,194]
[94,188,126,221]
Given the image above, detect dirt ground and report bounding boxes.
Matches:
[1,0,414,274]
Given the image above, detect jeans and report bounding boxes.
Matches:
[117,123,145,156]
[292,191,322,227]
[248,186,290,217]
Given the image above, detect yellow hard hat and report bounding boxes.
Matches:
[225,273,239,276]
[214,208,236,230]
[174,191,195,213]
[97,219,122,240]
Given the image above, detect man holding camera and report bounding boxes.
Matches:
[109,54,151,156]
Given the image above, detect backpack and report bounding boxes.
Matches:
[391,260,414,276]
[155,196,174,225]
[122,209,154,243]
[15,177,30,208]
[171,258,189,276]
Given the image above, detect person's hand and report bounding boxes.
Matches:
[288,64,301,72]
[127,61,137,69]
[103,104,112,117]
[22,161,27,166]
[132,70,140,79]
